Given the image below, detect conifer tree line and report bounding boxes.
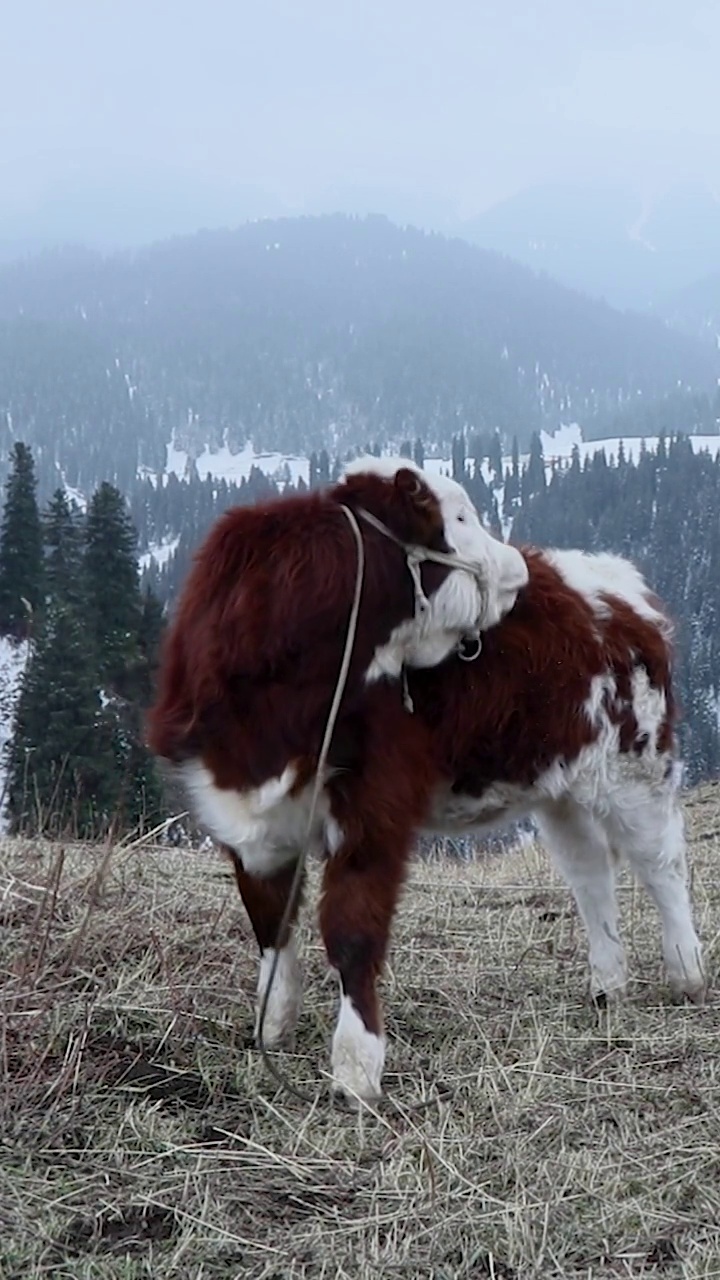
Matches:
[0,443,165,838]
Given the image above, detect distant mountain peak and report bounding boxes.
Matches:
[461,180,720,310]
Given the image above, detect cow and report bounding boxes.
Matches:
[217,537,707,1103]
[147,456,528,1100]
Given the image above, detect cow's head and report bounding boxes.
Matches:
[337,456,528,676]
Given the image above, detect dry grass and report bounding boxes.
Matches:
[2,785,720,1279]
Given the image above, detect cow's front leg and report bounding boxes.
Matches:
[319,831,411,1103]
[228,852,304,1047]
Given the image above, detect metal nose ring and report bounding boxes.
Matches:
[458,633,482,662]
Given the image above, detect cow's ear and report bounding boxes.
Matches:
[394,467,434,509]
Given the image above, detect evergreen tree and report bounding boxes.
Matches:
[83,488,167,833]
[317,449,331,484]
[0,443,44,637]
[413,438,425,469]
[6,602,117,837]
[488,431,503,486]
[451,433,466,480]
[503,436,522,515]
[114,738,167,837]
[502,465,516,521]
[123,586,166,707]
[522,432,547,503]
[43,489,86,612]
[84,483,143,690]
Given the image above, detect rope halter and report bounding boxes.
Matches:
[354,505,485,655]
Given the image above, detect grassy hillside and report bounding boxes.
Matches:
[2,786,720,1278]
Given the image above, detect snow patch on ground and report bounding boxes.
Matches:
[51,467,88,512]
[139,425,720,536]
[164,439,310,489]
[539,424,720,469]
[139,536,181,572]
[0,637,29,832]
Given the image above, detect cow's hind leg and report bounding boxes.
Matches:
[604,787,706,1003]
[229,853,304,1046]
[319,829,410,1103]
[535,799,628,1003]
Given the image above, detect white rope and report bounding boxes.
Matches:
[356,506,487,610]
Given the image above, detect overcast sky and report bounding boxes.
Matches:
[2,0,719,236]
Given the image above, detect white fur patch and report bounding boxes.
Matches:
[255,941,303,1046]
[547,548,669,631]
[331,994,386,1101]
[631,667,668,751]
[181,759,329,876]
[325,816,345,855]
[583,672,616,729]
[365,569,489,681]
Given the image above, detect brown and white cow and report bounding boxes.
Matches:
[147,456,528,1097]
[211,530,706,1103]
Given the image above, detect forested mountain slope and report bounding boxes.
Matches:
[0,215,716,496]
[656,271,720,345]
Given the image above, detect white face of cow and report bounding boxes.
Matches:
[342,456,529,676]
[422,467,528,630]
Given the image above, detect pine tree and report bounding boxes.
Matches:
[43,489,86,612]
[488,431,503,486]
[413,438,425,469]
[317,450,331,484]
[82,486,167,833]
[111,580,168,836]
[137,588,165,701]
[502,465,516,521]
[522,431,547,503]
[6,602,117,837]
[451,433,466,480]
[0,443,44,637]
[84,482,143,690]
